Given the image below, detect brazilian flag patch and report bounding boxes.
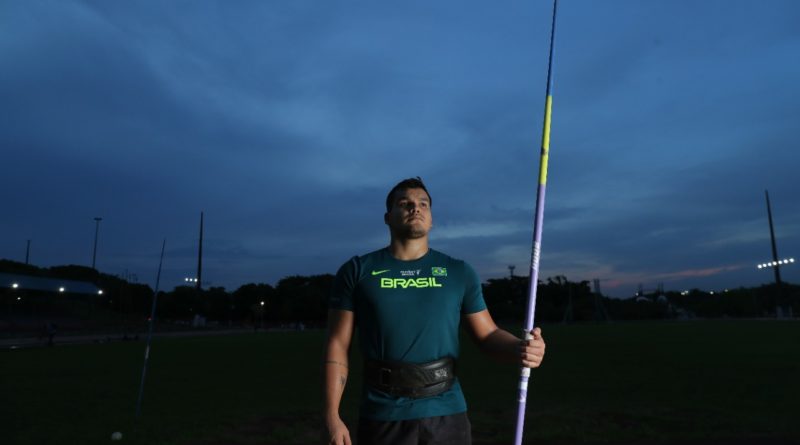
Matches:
[431,267,447,277]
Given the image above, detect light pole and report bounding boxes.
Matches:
[765,191,782,287]
[92,217,102,270]
[196,212,204,291]
[762,190,794,317]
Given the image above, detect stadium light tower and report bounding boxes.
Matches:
[92,217,102,270]
[760,190,794,317]
[196,212,204,291]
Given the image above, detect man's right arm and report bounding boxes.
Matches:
[322,309,355,445]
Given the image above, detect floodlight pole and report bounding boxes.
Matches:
[196,211,204,291]
[765,190,782,287]
[764,190,790,317]
[514,1,559,444]
[92,217,102,270]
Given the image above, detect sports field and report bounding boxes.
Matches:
[3,320,798,445]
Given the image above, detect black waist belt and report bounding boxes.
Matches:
[365,357,456,399]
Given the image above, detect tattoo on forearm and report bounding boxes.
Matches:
[324,360,349,369]
[339,375,346,387]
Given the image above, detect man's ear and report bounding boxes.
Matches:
[384,212,389,225]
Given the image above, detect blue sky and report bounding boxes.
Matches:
[1,0,798,297]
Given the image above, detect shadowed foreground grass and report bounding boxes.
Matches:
[2,320,798,445]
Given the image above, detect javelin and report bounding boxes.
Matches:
[135,239,167,424]
[514,0,558,444]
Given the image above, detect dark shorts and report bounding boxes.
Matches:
[357,412,471,445]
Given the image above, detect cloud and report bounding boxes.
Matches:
[1,0,798,294]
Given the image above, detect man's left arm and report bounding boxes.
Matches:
[463,310,545,368]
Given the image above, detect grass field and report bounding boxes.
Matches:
[3,320,799,445]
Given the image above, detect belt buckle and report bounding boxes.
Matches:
[379,367,392,386]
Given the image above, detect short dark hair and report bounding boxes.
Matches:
[385,177,432,212]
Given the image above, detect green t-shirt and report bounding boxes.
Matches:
[329,247,487,421]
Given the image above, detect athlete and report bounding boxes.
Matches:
[323,177,546,445]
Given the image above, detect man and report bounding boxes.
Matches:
[323,177,546,445]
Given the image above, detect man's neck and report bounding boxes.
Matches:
[388,237,429,261]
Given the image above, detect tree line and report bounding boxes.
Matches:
[1,260,797,332]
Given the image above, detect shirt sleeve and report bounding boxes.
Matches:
[329,256,359,312]
[461,261,487,314]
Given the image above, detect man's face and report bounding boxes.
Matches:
[384,187,432,239]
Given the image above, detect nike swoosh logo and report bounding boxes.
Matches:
[371,269,390,276]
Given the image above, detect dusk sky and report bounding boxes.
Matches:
[2,0,798,297]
